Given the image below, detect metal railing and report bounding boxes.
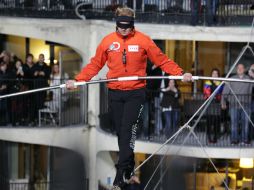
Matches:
[0,177,89,190]
[0,79,87,127]
[0,0,253,26]
[99,83,254,147]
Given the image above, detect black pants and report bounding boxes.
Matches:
[207,115,220,142]
[109,88,145,172]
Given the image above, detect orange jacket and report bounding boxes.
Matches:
[75,30,183,90]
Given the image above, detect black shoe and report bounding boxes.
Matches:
[113,169,132,189]
[113,170,127,189]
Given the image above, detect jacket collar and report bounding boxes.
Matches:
[116,28,136,39]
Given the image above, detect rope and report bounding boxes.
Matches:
[143,129,181,190]
[190,131,230,190]
[134,126,186,173]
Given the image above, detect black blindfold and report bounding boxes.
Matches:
[116,16,134,29]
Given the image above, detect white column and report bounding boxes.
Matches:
[88,127,98,190]
[86,27,101,126]
[9,144,19,179]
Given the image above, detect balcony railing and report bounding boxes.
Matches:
[99,83,254,147]
[0,0,253,26]
[0,79,87,127]
[0,177,89,190]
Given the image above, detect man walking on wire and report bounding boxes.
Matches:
[66,6,192,190]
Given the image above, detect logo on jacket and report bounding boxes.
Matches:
[109,42,120,51]
[128,45,139,52]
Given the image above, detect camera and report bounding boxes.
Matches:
[18,66,23,71]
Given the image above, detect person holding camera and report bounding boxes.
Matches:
[161,79,181,138]
[10,59,28,126]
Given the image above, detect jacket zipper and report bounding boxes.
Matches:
[123,38,127,72]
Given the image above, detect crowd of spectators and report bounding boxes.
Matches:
[142,63,254,145]
[0,50,63,126]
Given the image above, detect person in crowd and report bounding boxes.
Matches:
[66,6,192,189]
[191,0,218,26]
[221,64,252,145]
[161,79,181,138]
[146,63,164,137]
[23,53,38,125]
[10,59,28,126]
[143,62,164,138]
[206,0,219,26]
[10,52,19,64]
[47,64,69,111]
[248,64,254,110]
[0,50,14,69]
[34,53,51,111]
[248,64,254,140]
[0,61,13,125]
[191,0,201,25]
[23,53,36,89]
[203,68,223,143]
[14,59,25,79]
